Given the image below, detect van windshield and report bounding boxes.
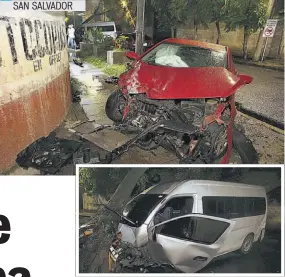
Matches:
[123,194,166,227]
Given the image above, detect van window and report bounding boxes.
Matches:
[158,216,230,244]
[154,197,193,225]
[202,196,266,219]
[124,194,166,227]
[97,25,115,32]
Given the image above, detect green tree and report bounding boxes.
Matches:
[223,0,267,59]
[151,0,190,37]
[102,0,137,27]
[79,168,94,195]
[188,0,213,40]
[210,0,226,44]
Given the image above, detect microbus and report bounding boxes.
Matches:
[81,21,122,39]
[118,180,267,273]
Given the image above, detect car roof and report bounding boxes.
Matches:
[163,38,227,52]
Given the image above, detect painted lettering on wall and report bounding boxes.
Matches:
[0,16,66,71]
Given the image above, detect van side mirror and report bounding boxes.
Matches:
[126,51,140,60]
[239,73,253,84]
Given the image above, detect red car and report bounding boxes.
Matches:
[106,38,257,164]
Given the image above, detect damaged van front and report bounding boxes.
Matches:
[116,180,267,273]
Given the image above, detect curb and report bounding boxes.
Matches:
[234,59,284,72]
[236,102,284,130]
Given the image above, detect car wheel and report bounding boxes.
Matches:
[240,234,254,255]
[105,89,126,122]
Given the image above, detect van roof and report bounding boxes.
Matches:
[83,21,116,27]
[146,180,265,196]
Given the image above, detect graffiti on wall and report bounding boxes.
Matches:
[0,16,67,72]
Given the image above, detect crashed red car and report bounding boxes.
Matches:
[105,38,258,164]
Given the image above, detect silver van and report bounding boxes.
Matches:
[118,180,267,273]
[82,21,122,39]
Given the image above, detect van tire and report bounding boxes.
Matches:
[240,234,254,255]
[258,228,265,242]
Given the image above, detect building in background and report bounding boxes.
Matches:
[0,12,71,173]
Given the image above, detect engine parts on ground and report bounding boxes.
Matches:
[104,89,259,164]
[113,241,180,273]
[73,58,84,67]
[72,90,82,102]
[105,76,119,85]
[16,132,82,174]
[73,147,101,164]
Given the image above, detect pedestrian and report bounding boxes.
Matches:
[67,24,76,49]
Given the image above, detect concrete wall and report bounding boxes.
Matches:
[177,22,260,58]
[0,11,71,173]
[177,21,284,59]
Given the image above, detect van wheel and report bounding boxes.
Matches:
[240,234,254,255]
[259,229,265,242]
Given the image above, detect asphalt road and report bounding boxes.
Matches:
[200,230,281,273]
[235,64,284,124]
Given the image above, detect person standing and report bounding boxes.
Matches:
[67,24,76,49]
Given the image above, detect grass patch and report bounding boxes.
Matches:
[113,48,125,52]
[84,56,107,68]
[103,64,126,77]
[84,56,126,77]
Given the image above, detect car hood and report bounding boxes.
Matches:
[119,61,244,99]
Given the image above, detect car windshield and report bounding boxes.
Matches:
[141,42,227,68]
[123,194,166,227]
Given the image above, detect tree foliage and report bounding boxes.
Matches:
[79,168,131,198]
[223,0,267,33]
[151,0,190,33]
[223,0,267,59]
[102,0,137,28]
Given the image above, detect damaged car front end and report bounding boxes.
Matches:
[105,39,258,164]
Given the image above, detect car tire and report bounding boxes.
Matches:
[240,234,254,255]
[105,89,126,122]
[232,126,259,164]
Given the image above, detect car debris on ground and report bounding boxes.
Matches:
[16,132,82,174]
[105,76,119,85]
[73,57,84,67]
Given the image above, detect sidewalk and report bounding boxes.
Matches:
[234,63,284,128]
[233,57,284,72]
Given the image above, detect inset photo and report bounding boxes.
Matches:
[76,166,283,274]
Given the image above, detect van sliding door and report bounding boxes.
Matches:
[152,214,235,273]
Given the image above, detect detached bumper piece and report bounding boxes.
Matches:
[16,132,82,174]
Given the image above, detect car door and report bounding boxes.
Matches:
[152,214,235,273]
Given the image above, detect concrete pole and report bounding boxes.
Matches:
[253,0,276,61]
[135,0,146,55]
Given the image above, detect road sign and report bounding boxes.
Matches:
[262,19,278,38]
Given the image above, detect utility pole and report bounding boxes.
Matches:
[135,0,146,55]
[253,0,276,61]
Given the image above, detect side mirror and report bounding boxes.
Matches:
[126,51,140,60]
[239,73,253,84]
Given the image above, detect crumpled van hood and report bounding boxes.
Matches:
[119,61,246,99]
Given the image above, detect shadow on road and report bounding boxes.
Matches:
[200,230,281,273]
